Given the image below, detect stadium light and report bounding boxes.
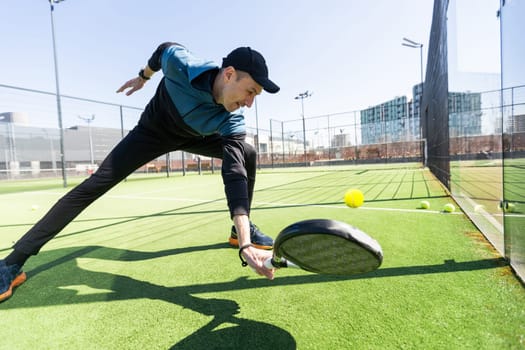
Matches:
[294,91,312,165]
[49,0,67,186]
[402,37,424,86]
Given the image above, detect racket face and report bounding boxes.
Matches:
[274,219,383,275]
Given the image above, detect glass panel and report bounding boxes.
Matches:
[501,0,525,279]
[447,0,504,252]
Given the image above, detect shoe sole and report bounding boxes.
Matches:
[229,237,273,250]
[0,271,27,303]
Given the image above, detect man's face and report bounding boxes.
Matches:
[220,69,263,112]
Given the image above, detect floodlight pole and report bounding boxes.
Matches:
[254,97,261,170]
[402,37,423,86]
[269,118,274,169]
[294,91,312,165]
[78,115,95,165]
[402,37,426,166]
[49,0,67,187]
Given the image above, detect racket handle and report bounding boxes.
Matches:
[264,257,298,269]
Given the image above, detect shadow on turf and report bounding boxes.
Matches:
[1,244,508,348]
[0,193,450,255]
[2,244,297,349]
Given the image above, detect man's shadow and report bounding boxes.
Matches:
[2,243,507,348]
[2,244,296,349]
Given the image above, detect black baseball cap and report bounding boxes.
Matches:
[222,47,280,94]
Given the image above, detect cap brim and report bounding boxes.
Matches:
[254,77,280,94]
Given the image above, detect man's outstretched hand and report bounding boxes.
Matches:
[116,76,146,96]
[241,245,275,280]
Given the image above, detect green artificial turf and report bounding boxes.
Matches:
[1,164,524,349]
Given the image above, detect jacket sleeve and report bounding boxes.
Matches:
[147,42,184,72]
[221,134,256,218]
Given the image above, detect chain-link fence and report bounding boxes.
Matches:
[1,83,426,184]
[0,84,226,182]
[253,107,423,169]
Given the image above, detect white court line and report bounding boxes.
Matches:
[2,190,221,203]
[4,190,464,215]
[6,187,179,197]
[106,194,221,203]
[253,201,464,215]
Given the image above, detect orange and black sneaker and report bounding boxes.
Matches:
[0,259,27,303]
[229,222,273,250]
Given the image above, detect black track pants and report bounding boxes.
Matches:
[13,112,256,255]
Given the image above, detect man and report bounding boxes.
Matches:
[0,43,278,302]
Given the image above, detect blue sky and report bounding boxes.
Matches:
[1,0,434,129]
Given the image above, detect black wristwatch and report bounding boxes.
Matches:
[138,69,150,80]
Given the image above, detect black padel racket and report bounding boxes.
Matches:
[264,219,383,275]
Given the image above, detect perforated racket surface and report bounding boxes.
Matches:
[273,219,383,275]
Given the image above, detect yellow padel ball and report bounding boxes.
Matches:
[344,189,364,208]
[420,200,430,209]
[443,203,455,213]
[504,202,516,213]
